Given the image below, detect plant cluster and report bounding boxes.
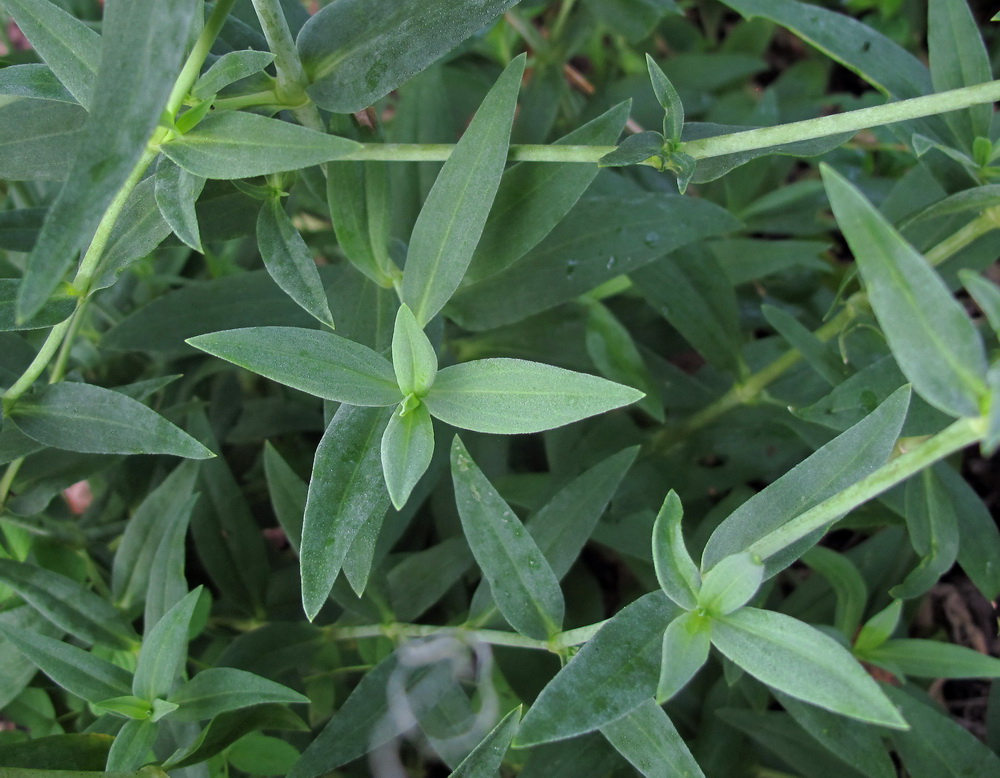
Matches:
[2,0,1000,775]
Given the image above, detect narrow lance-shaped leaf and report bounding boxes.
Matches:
[711,607,908,729]
[801,546,868,638]
[657,611,711,704]
[392,304,438,397]
[191,50,276,100]
[600,698,705,778]
[697,552,764,616]
[401,55,525,327]
[652,491,700,610]
[0,64,76,104]
[859,638,1000,679]
[449,706,522,778]
[0,559,139,650]
[424,358,644,435]
[381,403,435,511]
[300,405,392,621]
[162,112,361,180]
[154,156,205,252]
[257,197,335,328]
[298,0,523,113]
[187,327,400,407]
[133,588,202,702]
[646,54,684,143]
[0,279,75,332]
[106,718,158,772]
[821,165,987,418]
[891,466,959,600]
[167,667,309,722]
[451,437,564,640]
[17,0,200,322]
[8,383,214,459]
[144,494,196,631]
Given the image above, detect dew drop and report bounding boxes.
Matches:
[566,259,579,279]
[644,231,661,246]
[606,256,617,270]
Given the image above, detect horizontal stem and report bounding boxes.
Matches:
[326,619,608,651]
[747,415,986,562]
[341,143,615,163]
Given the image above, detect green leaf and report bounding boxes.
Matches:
[132,588,202,702]
[401,55,524,327]
[389,538,474,622]
[656,611,711,704]
[600,699,705,778]
[257,198,335,328]
[891,466,959,600]
[392,304,438,397]
[424,358,643,435]
[928,0,992,144]
[451,437,564,640]
[652,491,700,610]
[697,552,764,616]
[598,131,666,168]
[711,607,908,729]
[381,402,434,510]
[801,547,867,638]
[144,494,196,631]
[17,0,200,323]
[0,63,77,103]
[777,691,896,778]
[938,464,1000,599]
[961,270,1000,338]
[0,207,46,252]
[449,706,522,778]
[154,156,205,252]
[300,405,392,620]
[167,667,308,722]
[1,0,100,108]
[0,558,138,650]
[112,461,199,612]
[8,382,213,459]
[582,0,680,42]
[646,55,684,143]
[228,733,300,777]
[187,327,400,406]
[298,0,522,113]
[860,638,1000,679]
[93,695,154,720]
[161,111,360,180]
[468,102,631,283]
[105,718,157,771]
[0,732,112,770]
[821,165,987,418]
[264,442,307,553]
[0,99,87,182]
[702,385,910,575]
[762,304,848,386]
[0,279,75,332]
[0,625,132,704]
[854,599,902,654]
[516,591,679,746]
[191,50,276,100]
[449,195,740,330]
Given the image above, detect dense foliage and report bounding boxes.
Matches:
[2,0,1000,775]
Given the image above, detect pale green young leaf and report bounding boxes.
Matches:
[515,591,678,747]
[381,403,435,510]
[451,437,564,640]
[423,358,643,435]
[598,131,665,168]
[0,64,76,103]
[928,0,992,144]
[854,599,902,655]
[161,112,360,180]
[861,639,1000,679]
[191,50,276,99]
[93,694,154,720]
[712,607,908,729]
[1,0,100,108]
[0,558,138,650]
[300,405,392,620]
[167,667,308,722]
[697,552,764,616]
[154,156,206,252]
[17,0,200,323]
[143,494,196,632]
[298,0,522,113]
[703,386,910,575]
[801,547,868,638]
[112,461,200,611]
[652,490,700,610]
[0,279,75,332]
[106,718,158,771]
[657,611,711,704]
[257,198,335,328]
[0,625,132,704]
[392,304,438,397]
[646,55,684,143]
[600,699,705,778]
[132,588,202,703]
[449,706,522,778]
[8,383,214,459]
[822,165,987,418]
[468,101,631,283]
[401,55,525,327]
[186,327,400,406]
[891,467,959,600]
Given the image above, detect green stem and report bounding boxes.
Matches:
[551,0,579,41]
[2,319,72,408]
[250,0,309,104]
[747,415,985,562]
[925,205,1000,266]
[325,619,608,651]
[0,459,24,512]
[166,0,240,115]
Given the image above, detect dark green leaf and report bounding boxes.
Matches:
[258,198,335,328]
[891,466,959,599]
[801,546,868,638]
[822,165,987,419]
[191,50,276,99]
[168,667,308,721]
[0,732,112,770]
[600,699,704,778]
[8,383,213,459]
[861,638,1000,678]
[154,155,206,252]
[388,537,474,622]
[0,63,76,103]
[187,326,400,406]
[652,490,700,610]
[300,405,392,620]
[937,464,1000,599]
[961,270,1000,338]
[449,706,522,778]
[762,304,848,386]
[0,207,47,252]
[0,98,86,181]
[0,279,75,332]
[516,591,679,746]
[144,494,196,631]
[298,0,522,112]
[263,442,307,553]
[162,111,360,179]
[401,55,524,327]
[381,403,435,510]
[452,436,564,640]
[132,588,202,702]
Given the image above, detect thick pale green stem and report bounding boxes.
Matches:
[748,416,985,562]
[925,205,1000,266]
[250,0,308,104]
[167,0,240,114]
